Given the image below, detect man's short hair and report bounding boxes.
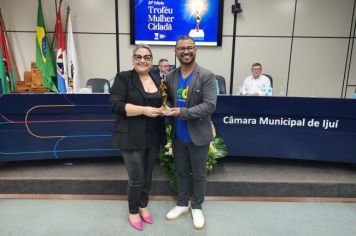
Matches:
[158,59,169,65]
[175,35,196,46]
[251,63,262,68]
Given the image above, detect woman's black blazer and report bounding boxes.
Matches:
[109,70,166,150]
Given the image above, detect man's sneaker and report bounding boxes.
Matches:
[166,205,190,220]
[191,209,204,229]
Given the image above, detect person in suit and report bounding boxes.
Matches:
[158,58,170,81]
[240,62,272,96]
[164,36,217,230]
[109,44,166,231]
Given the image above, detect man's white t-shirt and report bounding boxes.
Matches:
[240,75,272,96]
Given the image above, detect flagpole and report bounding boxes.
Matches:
[54,0,58,15]
[0,8,20,88]
[65,6,70,34]
[64,6,70,91]
[50,1,58,51]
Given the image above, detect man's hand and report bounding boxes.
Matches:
[165,107,180,117]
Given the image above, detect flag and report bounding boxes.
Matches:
[0,49,8,94]
[54,1,67,93]
[66,15,79,93]
[36,0,58,92]
[0,19,15,93]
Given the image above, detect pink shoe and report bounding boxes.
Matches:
[140,214,153,224]
[128,213,143,231]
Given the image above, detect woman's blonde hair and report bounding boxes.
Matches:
[132,43,153,61]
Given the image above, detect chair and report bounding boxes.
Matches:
[215,75,226,94]
[150,65,160,75]
[86,78,110,93]
[263,74,273,88]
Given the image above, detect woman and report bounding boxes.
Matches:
[109,44,166,231]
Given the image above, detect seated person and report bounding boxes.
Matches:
[240,63,272,96]
[157,58,170,80]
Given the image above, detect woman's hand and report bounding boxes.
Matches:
[143,106,161,117]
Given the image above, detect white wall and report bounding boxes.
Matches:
[1,0,356,97]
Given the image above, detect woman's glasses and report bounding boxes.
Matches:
[134,54,152,61]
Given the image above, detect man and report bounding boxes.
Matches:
[158,58,170,81]
[165,36,217,230]
[240,63,272,96]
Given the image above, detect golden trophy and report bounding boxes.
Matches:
[195,10,201,32]
[160,78,170,113]
[189,9,205,40]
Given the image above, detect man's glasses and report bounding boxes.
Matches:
[176,46,196,52]
[134,54,152,61]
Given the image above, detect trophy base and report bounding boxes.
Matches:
[161,105,171,114]
[189,29,205,40]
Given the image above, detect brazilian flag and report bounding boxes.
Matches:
[36,0,58,92]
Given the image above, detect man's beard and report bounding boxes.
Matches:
[178,54,195,65]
